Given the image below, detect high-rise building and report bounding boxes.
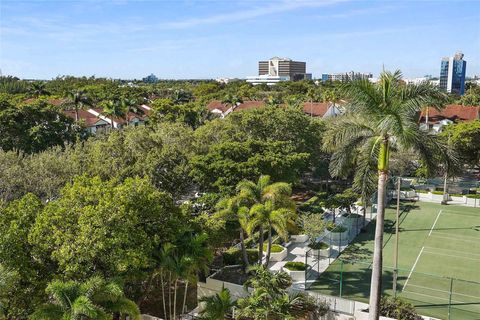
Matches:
[439,52,466,95]
[247,57,311,85]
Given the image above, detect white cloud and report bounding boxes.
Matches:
[160,0,348,29]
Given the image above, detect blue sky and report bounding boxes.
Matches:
[1,0,479,80]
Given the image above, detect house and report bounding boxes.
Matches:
[419,104,479,132]
[206,100,343,118]
[63,104,151,133]
[302,102,343,118]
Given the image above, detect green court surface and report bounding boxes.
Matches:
[310,202,480,320]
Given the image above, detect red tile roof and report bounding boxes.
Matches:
[63,109,104,126]
[206,101,230,112]
[302,102,331,117]
[420,105,480,124]
[234,101,265,111]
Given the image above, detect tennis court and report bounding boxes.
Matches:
[310,202,480,319]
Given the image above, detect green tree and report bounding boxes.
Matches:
[236,175,295,265]
[102,99,125,129]
[221,93,243,112]
[323,70,448,319]
[0,194,52,319]
[247,201,295,266]
[236,265,326,320]
[0,99,80,153]
[31,276,140,320]
[215,196,251,268]
[441,120,480,169]
[29,81,50,98]
[64,89,93,122]
[198,287,235,320]
[29,176,184,281]
[120,97,141,126]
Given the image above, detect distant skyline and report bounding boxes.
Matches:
[1,0,479,80]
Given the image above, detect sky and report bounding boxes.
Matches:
[1,0,479,80]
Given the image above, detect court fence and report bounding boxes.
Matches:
[309,258,480,320]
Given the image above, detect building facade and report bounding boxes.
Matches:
[439,52,466,95]
[321,71,373,82]
[247,57,311,85]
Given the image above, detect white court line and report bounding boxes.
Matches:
[403,290,480,309]
[403,246,424,291]
[407,284,480,300]
[423,250,480,262]
[424,246,480,258]
[429,210,442,236]
[432,231,480,240]
[429,234,479,244]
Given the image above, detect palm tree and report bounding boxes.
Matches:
[198,287,235,320]
[178,233,212,316]
[323,70,448,320]
[216,196,250,268]
[103,99,125,129]
[120,97,142,126]
[221,94,243,112]
[247,201,295,266]
[236,175,293,265]
[29,81,49,98]
[64,90,93,122]
[31,276,140,320]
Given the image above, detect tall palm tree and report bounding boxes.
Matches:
[64,90,93,123]
[31,276,140,320]
[236,175,293,264]
[29,81,49,98]
[216,196,250,268]
[247,201,295,266]
[323,70,447,320]
[103,99,125,129]
[198,287,235,320]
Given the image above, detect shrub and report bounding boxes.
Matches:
[261,244,285,253]
[223,247,259,266]
[308,241,329,250]
[326,223,347,233]
[379,297,421,320]
[284,261,307,271]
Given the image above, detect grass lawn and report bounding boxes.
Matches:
[310,201,480,320]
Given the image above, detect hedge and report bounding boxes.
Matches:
[261,243,285,253]
[308,241,329,250]
[284,261,307,271]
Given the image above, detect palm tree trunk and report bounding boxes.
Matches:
[173,279,178,319]
[258,227,264,265]
[160,271,167,319]
[368,170,388,320]
[168,271,172,320]
[182,279,189,315]
[239,229,249,268]
[75,107,80,122]
[265,225,272,267]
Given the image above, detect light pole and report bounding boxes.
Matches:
[393,176,401,297]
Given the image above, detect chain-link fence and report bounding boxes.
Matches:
[304,210,370,288]
[310,259,480,320]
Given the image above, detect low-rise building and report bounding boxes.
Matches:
[419,104,479,132]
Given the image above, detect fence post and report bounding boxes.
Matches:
[339,260,344,298]
[448,277,453,320]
